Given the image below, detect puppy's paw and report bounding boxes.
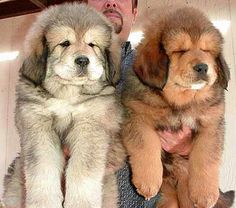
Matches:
[131,158,163,200]
[134,179,162,200]
[189,176,219,208]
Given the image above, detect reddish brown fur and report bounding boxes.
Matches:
[121,7,233,208]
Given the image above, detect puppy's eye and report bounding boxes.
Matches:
[175,50,188,53]
[173,49,189,56]
[88,43,95,48]
[201,49,210,52]
[59,40,71,47]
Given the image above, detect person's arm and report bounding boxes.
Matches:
[158,125,193,156]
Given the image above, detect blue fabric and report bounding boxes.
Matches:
[116,42,160,208]
[116,41,135,92]
[117,162,160,208]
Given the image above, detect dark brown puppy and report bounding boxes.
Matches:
[121,7,234,208]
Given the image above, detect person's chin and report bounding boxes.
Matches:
[107,16,121,24]
[113,23,122,34]
[105,19,122,33]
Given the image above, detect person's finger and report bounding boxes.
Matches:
[158,130,179,141]
[177,144,192,156]
[159,133,177,146]
[161,141,174,153]
[176,139,193,156]
[158,130,173,138]
[181,125,192,136]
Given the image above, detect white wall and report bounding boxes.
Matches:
[0,0,235,206]
[0,13,36,197]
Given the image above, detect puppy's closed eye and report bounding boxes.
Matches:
[173,49,189,54]
[59,40,71,48]
[88,43,96,48]
[201,49,210,52]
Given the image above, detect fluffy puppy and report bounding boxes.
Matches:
[3,3,125,208]
[121,7,234,208]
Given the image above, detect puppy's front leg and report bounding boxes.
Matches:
[18,115,64,208]
[189,122,223,208]
[122,114,163,200]
[64,122,109,208]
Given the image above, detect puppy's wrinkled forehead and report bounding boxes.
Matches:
[163,7,223,55]
[44,3,113,47]
[46,24,111,48]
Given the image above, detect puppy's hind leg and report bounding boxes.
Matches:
[173,157,194,208]
[213,190,235,208]
[102,174,119,208]
[3,157,24,208]
[157,179,179,208]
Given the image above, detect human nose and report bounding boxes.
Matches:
[105,0,118,9]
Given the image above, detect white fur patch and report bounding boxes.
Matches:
[191,82,206,90]
[88,56,104,80]
[53,64,75,80]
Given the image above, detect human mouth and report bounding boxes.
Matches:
[105,13,120,19]
[103,9,122,20]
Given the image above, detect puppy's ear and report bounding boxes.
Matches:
[134,32,169,90]
[105,34,121,86]
[216,53,230,90]
[20,33,48,85]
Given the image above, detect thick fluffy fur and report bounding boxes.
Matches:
[2,3,126,208]
[122,7,234,208]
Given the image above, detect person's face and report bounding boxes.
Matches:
[87,0,137,43]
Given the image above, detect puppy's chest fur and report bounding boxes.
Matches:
[131,87,224,136]
[46,99,81,135]
[164,110,196,130]
[46,95,120,140]
[154,100,222,133]
[157,105,203,130]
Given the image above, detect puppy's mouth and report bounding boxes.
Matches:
[174,72,209,90]
[65,65,89,78]
[175,80,207,90]
[54,66,88,82]
[77,67,87,77]
[55,74,87,83]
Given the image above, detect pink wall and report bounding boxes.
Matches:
[0,13,37,196]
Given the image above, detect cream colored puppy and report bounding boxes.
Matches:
[3,3,125,208]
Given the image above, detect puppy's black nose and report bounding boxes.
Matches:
[193,63,208,75]
[75,56,90,67]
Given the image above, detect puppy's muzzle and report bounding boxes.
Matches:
[193,63,208,80]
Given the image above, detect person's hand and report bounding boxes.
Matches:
[157,125,193,156]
